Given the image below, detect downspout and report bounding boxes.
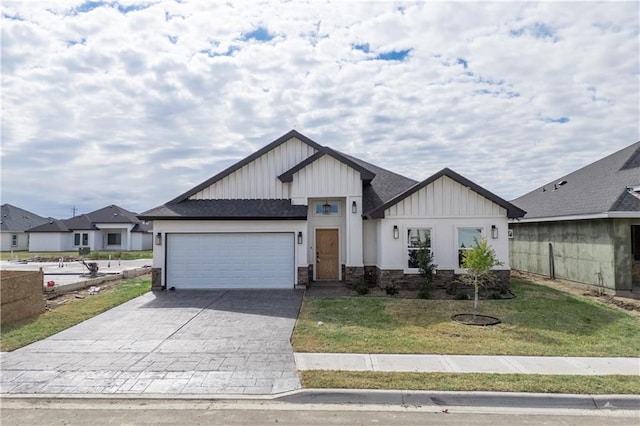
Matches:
[548,242,555,280]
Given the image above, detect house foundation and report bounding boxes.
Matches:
[373,267,511,291]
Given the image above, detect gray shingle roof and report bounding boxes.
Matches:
[27,219,72,233]
[140,200,308,220]
[367,168,526,219]
[140,131,518,220]
[27,205,151,233]
[0,204,49,232]
[511,141,640,219]
[337,152,419,215]
[88,205,141,224]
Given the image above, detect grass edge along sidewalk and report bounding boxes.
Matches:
[294,279,640,394]
[0,276,151,352]
[300,371,640,395]
[292,279,640,357]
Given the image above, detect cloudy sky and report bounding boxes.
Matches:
[2,1,638,219]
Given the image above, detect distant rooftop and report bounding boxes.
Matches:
[511,141,640,220]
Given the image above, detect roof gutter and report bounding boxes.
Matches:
[509,211,640,223]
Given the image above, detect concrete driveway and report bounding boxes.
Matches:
[1,289,304,395]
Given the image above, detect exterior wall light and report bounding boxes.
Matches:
[491,225,498,239]
[297,231,303,244]
[155,232,162,245]
[393,225,399,239]
[352,200,357,214]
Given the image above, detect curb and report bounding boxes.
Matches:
[2,390,639,411]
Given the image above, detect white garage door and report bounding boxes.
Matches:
[166,233,295,289]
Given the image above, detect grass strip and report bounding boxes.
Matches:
[301,370,640,394]
[0,277,151,352]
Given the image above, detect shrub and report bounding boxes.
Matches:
[417,286,431,299]
[385,285,399,296]
[489,291,502,300]
[455,291,469,300]
[355,283,369,295]
[417,241,437,299]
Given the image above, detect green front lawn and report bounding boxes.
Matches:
[293,279,640,357]
[301,371,640,394]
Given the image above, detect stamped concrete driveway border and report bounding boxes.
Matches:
[1,289,304,395]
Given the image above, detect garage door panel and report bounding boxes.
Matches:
[166,233,294,289]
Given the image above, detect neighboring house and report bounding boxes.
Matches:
[509,141,640,296]
[0,204,49,251]
[140,130,525,290]
[27,205,152,252]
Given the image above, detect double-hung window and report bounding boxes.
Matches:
[11,234,17,247]
[458,227,482,267]
[74,233,89,246]
[407,228,431,270]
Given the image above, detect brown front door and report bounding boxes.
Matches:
[316,229,339,280]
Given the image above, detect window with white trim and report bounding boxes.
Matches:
[407,228,431,270]
[313,202,340,216]
[107,233,121,245]
[458,227,482,267]
[74,233,89,246]
[11,234,17,247]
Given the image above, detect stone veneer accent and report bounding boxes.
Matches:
[373,267,511,291]
[364,266,377,285]
[297,267,309,286]
[151,268,162,291]
[344,266,364,285]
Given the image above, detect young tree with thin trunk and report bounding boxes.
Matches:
[461,238,503,318]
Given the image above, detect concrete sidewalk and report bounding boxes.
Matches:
[294,353,640,375]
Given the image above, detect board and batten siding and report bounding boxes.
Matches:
[291,155,363,199]
[189,137,317,200]
[385,175,506,218]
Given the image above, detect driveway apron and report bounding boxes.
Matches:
[1,289,304,395]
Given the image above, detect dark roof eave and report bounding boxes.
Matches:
[137,215,307,221]
[365,168,527,219]
[277,148,376,184]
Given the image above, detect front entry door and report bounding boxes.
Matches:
[316,229,339,280]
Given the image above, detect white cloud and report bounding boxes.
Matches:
[1,1,638,219]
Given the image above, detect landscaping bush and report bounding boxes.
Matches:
[385,285,399,295]
[355,283,369,295]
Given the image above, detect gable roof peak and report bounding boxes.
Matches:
[277,146,376,184]
[367,167,526,219]
[169,130,324,204]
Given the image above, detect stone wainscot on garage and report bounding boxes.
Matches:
[139,130,525,290]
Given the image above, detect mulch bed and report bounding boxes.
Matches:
[451,313,501,326]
